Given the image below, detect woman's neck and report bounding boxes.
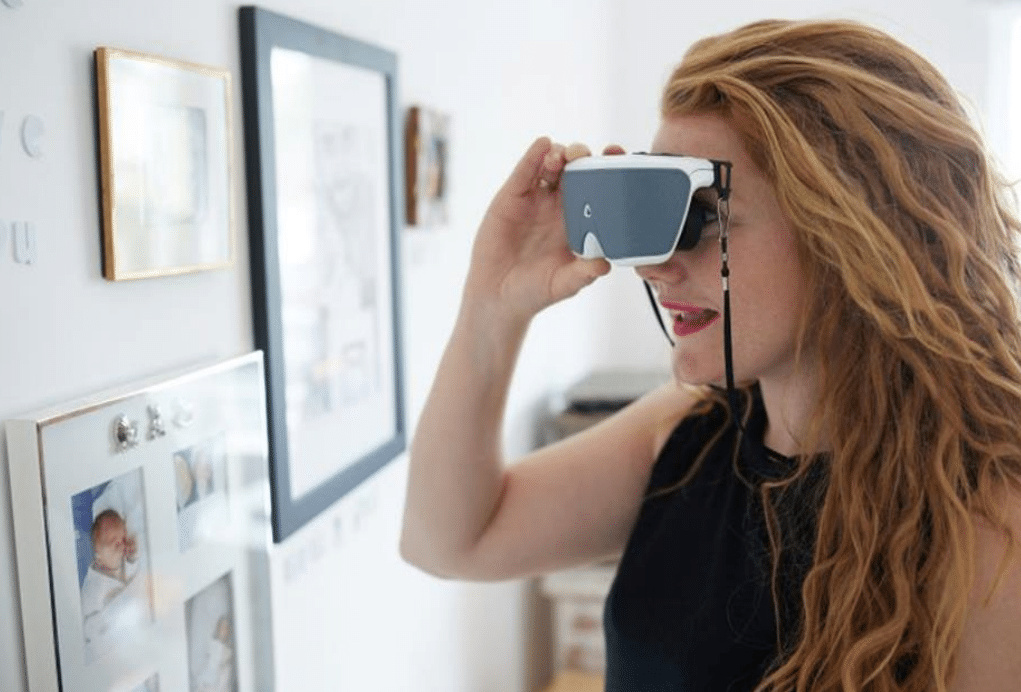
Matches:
[758,372,822,458]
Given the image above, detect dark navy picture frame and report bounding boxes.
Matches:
[239,6,406,542]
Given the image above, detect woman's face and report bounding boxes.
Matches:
[636,113,808,388]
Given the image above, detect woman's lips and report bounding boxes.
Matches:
[661,302,721,338]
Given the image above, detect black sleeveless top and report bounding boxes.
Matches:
[604,389,824,691]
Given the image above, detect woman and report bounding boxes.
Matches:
[400,18,1021,691]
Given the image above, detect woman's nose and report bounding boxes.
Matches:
[634,253,687,284]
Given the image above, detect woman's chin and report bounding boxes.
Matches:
[671,356,724,388]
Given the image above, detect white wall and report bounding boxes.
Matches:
[1,1,1014,692]
[0,2,612,692]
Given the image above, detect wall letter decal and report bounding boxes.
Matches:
[21,115,44,158]
[12,221,36,265]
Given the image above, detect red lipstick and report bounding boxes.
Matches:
[661,302,721,338]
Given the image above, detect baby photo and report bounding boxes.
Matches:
[185,573,238,692]
[174,434,229,552]
[71,468,154,664]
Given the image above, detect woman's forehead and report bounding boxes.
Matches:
[650,114,746,159]
[651,114,771,206]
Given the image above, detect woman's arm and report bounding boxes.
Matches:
[400,137,697,580]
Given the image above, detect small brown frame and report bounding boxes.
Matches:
[404,105,450,228]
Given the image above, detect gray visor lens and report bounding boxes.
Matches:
[562,168,692,260]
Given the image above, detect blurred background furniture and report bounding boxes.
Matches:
[538,369,671,446]
[535,369,670,692]
[539,669,604,692]
[541,561,616,676]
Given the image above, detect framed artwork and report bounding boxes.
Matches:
[404,105,450,227]
[95,47,235,280]
[6,353,273,692]
[239,6,407,542]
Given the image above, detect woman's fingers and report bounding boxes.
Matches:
[538,142,568,190]
[551,140,620,182]
[502,137,625,195]
[564,142,592,163]
[536,142,591,191]
[505,136,554,195]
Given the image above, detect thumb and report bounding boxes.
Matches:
[553,257,611,298]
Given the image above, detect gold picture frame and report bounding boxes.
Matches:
[95,48,235,281]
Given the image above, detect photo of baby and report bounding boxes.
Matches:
[71,468,153,664]
[185,573,238,692]
[174,435,229,552]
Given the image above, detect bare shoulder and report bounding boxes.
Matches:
[606,380,707,458]
[967,485,1016,600]
[522,378,705,482]
[951,485,1021,690]
[462,380,705,578]
[971,486,1021,601]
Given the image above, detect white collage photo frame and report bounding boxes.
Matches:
[6,353,273,692]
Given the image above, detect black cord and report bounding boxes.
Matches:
[718,196,743,425]
[644,279,673,344]
[642,166,766,464]
[717,194,772,470]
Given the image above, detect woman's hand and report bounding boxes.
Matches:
[464,137,625,322]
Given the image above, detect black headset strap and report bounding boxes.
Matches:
[641,161,731,347]
[712,160,732,199]
[641,162,760,460]
[643,280,674,346]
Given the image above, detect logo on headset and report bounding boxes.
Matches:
[583,203,593,219]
